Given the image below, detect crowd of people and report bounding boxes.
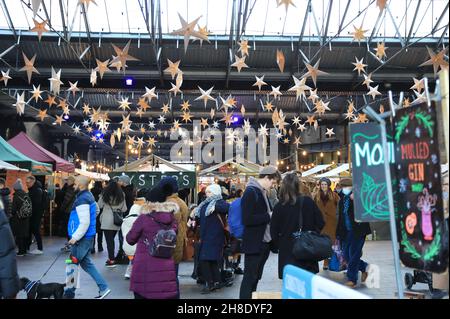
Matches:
[0,166,373,299]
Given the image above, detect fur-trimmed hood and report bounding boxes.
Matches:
[140,201,180,215]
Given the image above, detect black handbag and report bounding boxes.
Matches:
[292,196,333,262]
[112,208,124,227]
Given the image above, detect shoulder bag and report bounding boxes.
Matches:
[111,203,124,227]
[292,196,333,262]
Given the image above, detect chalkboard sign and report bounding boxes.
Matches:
[393,102,448,273]
[349,123,395,222]
[109,171,196,189]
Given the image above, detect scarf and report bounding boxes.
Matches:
[195,194,223,218]
[247,177,272,242]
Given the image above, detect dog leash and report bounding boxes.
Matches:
[37,243,71,282]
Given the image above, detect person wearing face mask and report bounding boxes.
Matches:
[336,178,372,288]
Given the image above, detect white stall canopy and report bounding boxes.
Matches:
[301,164,332,177]
[316,164,350,178]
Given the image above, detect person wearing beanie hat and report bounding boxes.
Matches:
[60,175,77,242]
[0,177,11,218]
[336,177,371,288]
[121,188,149,279]
[10,179,31,256]
[313,177,340,270]
[160,177,189,298]
[126,185,179,299]
[116,174,136,263]
[239,167,281,299]
[193,183,229,294]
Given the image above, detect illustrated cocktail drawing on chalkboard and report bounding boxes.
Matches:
[393,102,448,273]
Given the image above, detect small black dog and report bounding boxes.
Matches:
[20,277,65,299]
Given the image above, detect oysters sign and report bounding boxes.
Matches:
[109,171,196,189]
[349,122,395,222]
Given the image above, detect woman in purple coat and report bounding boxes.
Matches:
[126,186,179,299]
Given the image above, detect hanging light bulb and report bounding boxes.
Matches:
[302,150,307,156]
[320,152,324,158]
[337,150,341,156]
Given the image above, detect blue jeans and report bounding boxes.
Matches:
[64,237,109,298]
[342,231,368,284]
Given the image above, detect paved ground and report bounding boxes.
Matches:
[15,237,444,299]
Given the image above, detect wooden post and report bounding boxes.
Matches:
[439,70,449,162]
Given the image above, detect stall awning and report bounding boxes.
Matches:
[199,157,263,175]
[301,164,332,177]
[8,132,75,173]
[316,164,350,178]
[0,136,52,175]
[0,159,28,171]
[75,169,110,181]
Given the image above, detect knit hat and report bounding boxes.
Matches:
[319,177,332,186]
[145,185,167,203]
[159,176,178,195]
[13,179,23,191]
[340,178,353,187]
[206,184,222,197]
[0,177,5,185]
[118,175,131,186]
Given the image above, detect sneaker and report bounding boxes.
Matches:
[29,249,43,255]
[234,267,244,275]
[98,247,104,252]
[17,253,26,257]
[124,264,132,279]
[94,288,111,299]
[344,281,357,288]
[105,260,116,268]
[61,245,71,253]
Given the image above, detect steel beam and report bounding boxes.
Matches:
[225,0,237,88]
[386,5,405,47]
[437,23,449,48]
[368,7,385,43]
[1,0,17,39]
[58,0,68,40]
[337,0,351,34]
[322,0,334,45]
[431,2,449,36]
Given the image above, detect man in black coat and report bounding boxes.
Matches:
[239,166,281,299]
[26,176,44,254]
[59,176,77,241]
[0,178,11,217]
[0,203,20,299]
[336,178,371,288]
[117,175,135,261]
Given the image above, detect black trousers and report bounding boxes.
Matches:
[103,230,118,260]
[117,229,124,255]
[200,260,221,286]
[17,237,28,254]
[239,242,271,299]
[92,215,103,250]
[28,214,43,251]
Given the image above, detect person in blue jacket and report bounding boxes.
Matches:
[64,176,110,299]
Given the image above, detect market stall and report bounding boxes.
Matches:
[75,168,110,181]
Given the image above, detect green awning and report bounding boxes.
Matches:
[0,135,52,175]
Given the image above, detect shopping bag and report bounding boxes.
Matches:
[329,239,345,272]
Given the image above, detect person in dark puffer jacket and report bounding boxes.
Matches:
[60,176,77,241]
[0,201,20,299]
[0,178,11,217]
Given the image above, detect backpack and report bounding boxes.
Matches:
[143,215,177,259]
[18,194,32,219]
[228,198,244,239]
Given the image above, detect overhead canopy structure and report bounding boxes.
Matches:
[316,164,350,178]
[114,154,194,172]
[200,157,263,175]
[0,159,28,172]
[301,164,332,177]
[75,169,110,181]
[8,132,75,173]
[0,136,52,175]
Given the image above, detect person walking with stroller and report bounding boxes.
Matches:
[64,176,110,299]
[195,184,230,294]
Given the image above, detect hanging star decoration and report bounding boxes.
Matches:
[57,98,68,110]
[110,134,116,148]
[376,0,387,11]
[253,75,267,91]
[142,86,158,102]
[344,104,355,120]
[351,25,368,44]
[36,109,47,121]
[20,53,40,84]
[362,73,374,88]
[135,108,145,118]
[82,120,90,128]
[212,120,220,129]
[169,82,182,96]
[30,84,43,102]
[13,92,26,115]
[293,136,302,147]
[264,101,274,112]
[301,59,328,87]
[258,123,269,137]
[289,76,311,101]
[0,69,12,86]
[137,97,150,111]
[403,97,411,108]
[95,58,110,79]
[270,86,283,98]
[325,128,335,138]
[109,56,127,73]
[90,135,97,143]
[193,25,210,46]
[367,85,382,100]
[115,128,122,141]
[410,77,425,92]
[352,57,367,76]
[45,94,57,107]
[164,59,182,79]
[308,88,319,102]
[292,116,301,127]
[67,81,80,96]
[171,13,208,52]
[161,103,170,114]
[238,39,251,56]
[172,120,181,131]
[82,103,91,115]
[231,55,249,72]
[219,96,234,113]
[158,115,166,124]
[277,0,296,12]
[110,40,139,72]
[374,42,388,59]
[306,115,315,126]
[222,112,234,126]
[148,120,156,130]
[118,97,131,111]
[180,100,191,112]
[90,69,97,87]
[200,118,209,129]
[195,86,215,108]
[283,137,290,144]
[379,104,385,114]
[48,67,63,95]
[298,123,306,132]
[54,114,65,126]
[314,100,331,115]
[147,137,157,148]
[30,19,48,41]
[240,104,245,116]
[210,108,215,119]
[419,46,449,75]
[90,106,101,123]
[72,125,81,135]
[136,137,145,149]
[276,49,285,73]
[120,114,132,132]
[412,90,427,105]
[243,119,251,134]
[354,113,368,123]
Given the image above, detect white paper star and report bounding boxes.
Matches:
[13,92,26,115]
[367,85,382,100]
[270,86,283,98]
[325,128,335,138]
[48,67,64,95]
[0,69,12,86]
[158,115,166,123]
[142,86,158,101]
